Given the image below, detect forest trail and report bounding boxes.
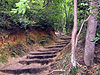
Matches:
[0,33,71,75]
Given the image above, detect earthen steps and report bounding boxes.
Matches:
[59,37,71,40]
[0,64,48,74]
[38,47,63,51]
[37,50,61,53]
[29,51,57,55]
[27,54,56,59]
[37,48,62,52]
[55,42,69,45]
[0,32,71,75]
[56,34,70,39]
[45,47,63,50]
[55,32,67,37]
[55,33,70,37]
[19,59,53,65]
[55,41,69,44]
[44,45,64,48]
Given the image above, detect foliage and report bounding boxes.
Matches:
[11,0,30,14]
[0,0,74,31]
[0,46,9,63]
[0,0,35,29]
[92,33,100,42]
[0,0,99,32]
[0,0,19,12]
[77,0,89,30]
[70,66,79,75]
[64,0,74,32]
[0,43,26,63]
[8,44,25,57]
[0,12,36,29]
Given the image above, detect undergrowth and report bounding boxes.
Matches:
[38,36,52,46]
[0,36,53,63]
[0,43,26,63]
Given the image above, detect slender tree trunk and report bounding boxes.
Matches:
[71,0,77,67]
[84,0,98,66]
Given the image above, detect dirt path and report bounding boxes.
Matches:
[0,32,71,75]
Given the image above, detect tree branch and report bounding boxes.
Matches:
[75,15,91,47]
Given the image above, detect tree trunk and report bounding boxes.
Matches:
[84,0,98,66]
[71,0,77,67]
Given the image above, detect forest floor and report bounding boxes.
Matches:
[0,32,100,75]
[0,32,71,75]
[76,43,100,75]
[55,37,100,75]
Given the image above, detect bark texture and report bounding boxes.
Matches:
[84,0,98,66]
[71,0,77,67]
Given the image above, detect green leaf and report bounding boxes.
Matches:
[97,33,100,37]
[86,11,89,15]
[16,2,23,7]
[92,37,100,42]
[32,0,35,3]
[93,11,97,14]
[22,8,26,14]
[18,9,23,14]
[82,72,86,74]
[92,5,95,9]
[98,21,100,24]
[11,9,17,13]
[27,6,30,9]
